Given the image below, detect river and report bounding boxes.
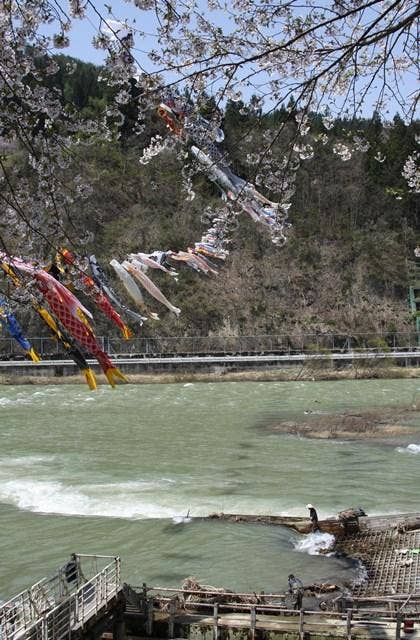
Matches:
[0,379,419,601]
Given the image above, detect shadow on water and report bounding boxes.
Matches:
[148,572,187,584]
[339,458,388,468]
[212,485,243,496]
[161,521,193,534]
[162,551,202,561]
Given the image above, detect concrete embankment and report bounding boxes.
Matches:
[1,352,420,384]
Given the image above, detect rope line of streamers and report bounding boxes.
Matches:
[0,91,289,388]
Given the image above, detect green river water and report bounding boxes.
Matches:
[0,379,419,602]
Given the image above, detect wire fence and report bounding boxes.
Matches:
[1,332,420,360]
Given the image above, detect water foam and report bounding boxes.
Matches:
[0,478,184,519]
[0,456,218,520]
[0,393,46,407]
[0,387,96,410]
[0,480,88,514]
[352,560,368,586]
[396,444,420,454]
[294,531,335,555]
[0,455,56,467]
[172,515,192,524]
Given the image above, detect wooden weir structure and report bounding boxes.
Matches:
[339,527,420,597]
[123,512,420,640]
[124,583,420,640]
[1,512,419,640]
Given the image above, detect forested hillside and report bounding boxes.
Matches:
[2,55,419,342]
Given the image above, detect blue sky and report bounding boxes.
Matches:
[51,0,419,120]
[57,2,142,66]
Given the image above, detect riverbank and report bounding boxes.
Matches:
[1,363,420,385]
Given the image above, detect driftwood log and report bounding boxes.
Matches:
[174,577,264,612]
[206,513,346,537]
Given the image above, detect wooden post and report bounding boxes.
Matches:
[213,602,219,640]
[168,599,176,639]
[113,614,126,640]
[146,598,154,636]
[396,613,402,640]
[142,583,148,612]
[250,605,256,640]
[299,609,304,640]
[346,609,352,640]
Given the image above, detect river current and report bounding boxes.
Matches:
[0,379,419,601]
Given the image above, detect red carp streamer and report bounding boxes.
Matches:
[82,275,133,340]
[2,255,127,388]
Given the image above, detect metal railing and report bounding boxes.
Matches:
[1,332,420,360]
[0,555,121,640]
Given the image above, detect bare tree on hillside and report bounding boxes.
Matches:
[0,0,418,255]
